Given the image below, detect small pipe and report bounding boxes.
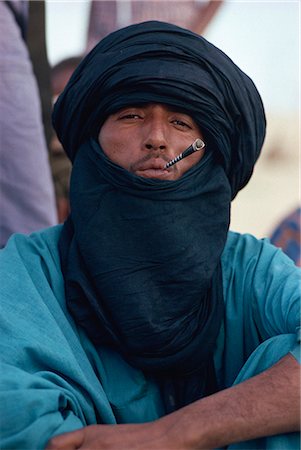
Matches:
[164,138,205,169]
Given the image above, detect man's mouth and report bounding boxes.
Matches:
[134,159,172,179]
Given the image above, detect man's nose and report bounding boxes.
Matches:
[142,120,168,151]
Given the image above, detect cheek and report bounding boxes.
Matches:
[181,148,205,173]
[103,143,128,166]
[98,124,113,150]
[98,133,133,169]
[98,126,120,162]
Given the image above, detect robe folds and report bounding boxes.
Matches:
[0,226,299,449]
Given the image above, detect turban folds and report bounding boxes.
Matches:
[53,20,266,199]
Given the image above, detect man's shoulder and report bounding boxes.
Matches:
[0,225,67,320]
[223,230,269,263]
[222,230,299,280]
[0,225,63,282]
[1,225,62,255]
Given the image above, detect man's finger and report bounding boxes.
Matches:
[45,428,84,450]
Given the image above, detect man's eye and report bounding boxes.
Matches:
[119,114,141,120]
[172,119,191,129]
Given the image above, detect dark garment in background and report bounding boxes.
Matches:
[49,150,72,201]
[27,0,53,149]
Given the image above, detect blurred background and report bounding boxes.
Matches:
[45,0,299,239]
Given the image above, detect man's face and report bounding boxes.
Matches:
[98,103,205,180]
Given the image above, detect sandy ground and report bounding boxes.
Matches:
[230,112,300,239]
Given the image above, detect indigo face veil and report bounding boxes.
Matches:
[53,21,266,412]
[60,139,230,410]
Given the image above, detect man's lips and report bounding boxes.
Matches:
[134,158,173,178]
[135,158,168,171]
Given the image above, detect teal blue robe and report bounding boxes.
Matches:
[0,226,300,449]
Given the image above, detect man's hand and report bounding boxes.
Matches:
[45,421,187,450]
[46,354,300,449]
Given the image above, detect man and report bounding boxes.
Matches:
[0,22,299,450]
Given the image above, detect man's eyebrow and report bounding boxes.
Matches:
[119,104,149,110]
[166,107,192,117]
[115,104,193,119]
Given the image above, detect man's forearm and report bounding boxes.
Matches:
[46,354,300,449]
[160,353,300,449]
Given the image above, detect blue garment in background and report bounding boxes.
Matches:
[270,207,301,267]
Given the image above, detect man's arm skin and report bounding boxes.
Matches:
[46,354,300,449]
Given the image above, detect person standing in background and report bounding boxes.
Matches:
[0,0,57,247]
[86,0,223,52]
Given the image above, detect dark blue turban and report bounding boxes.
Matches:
[53,20,266,199]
